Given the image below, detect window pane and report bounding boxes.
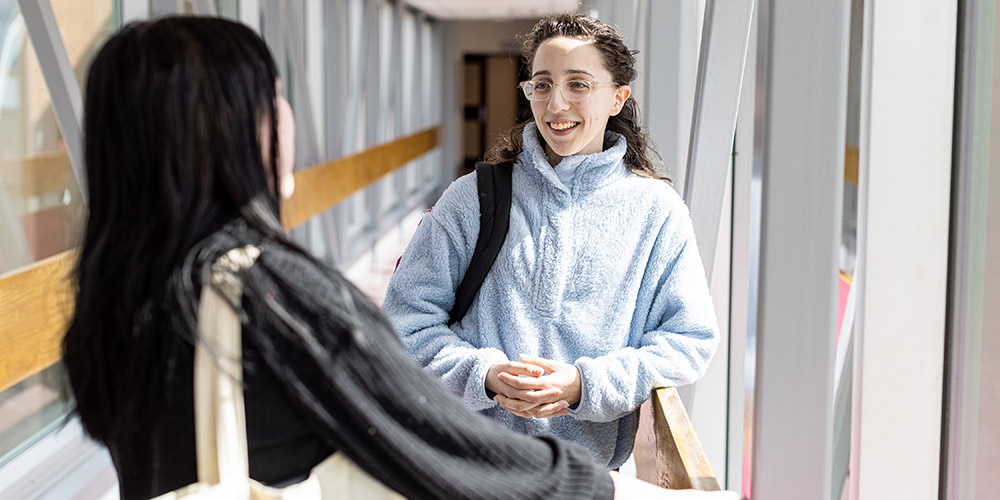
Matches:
[0,364,70,467]
[0,0,113,465]
[0,0,111,273]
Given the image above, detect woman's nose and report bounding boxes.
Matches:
[547,87,571,112]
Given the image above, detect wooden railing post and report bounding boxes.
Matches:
[634,387,721,490]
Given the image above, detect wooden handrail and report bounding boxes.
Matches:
[282,127,438,228]
[634,387,721,490]
[0,127,439,393]
[845,146,859,186]
[0,152,72,200]
[0,250,76,393]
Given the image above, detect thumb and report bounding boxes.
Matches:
[520,354,560,372]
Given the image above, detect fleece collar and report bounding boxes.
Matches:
[520,122,631,196]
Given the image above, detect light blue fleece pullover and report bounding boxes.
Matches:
[382,123,719,468]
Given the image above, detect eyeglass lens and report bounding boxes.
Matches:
[524,80,592,101]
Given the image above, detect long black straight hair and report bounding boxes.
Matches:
[62,17,369,447]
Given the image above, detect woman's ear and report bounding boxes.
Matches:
[610,85,631,116]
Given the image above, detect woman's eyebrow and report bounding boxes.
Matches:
[530,69,596,78]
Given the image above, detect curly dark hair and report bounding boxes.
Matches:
[486,13,664,179]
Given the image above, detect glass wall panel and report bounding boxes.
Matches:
[0,0,113,467]
[944,1,1000,498]
[832,1,864,498]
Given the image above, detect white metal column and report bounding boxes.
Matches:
[150,0,184,17]
[681,2,754,489]
[643,0,700,186]
[683,0,754,284]
[120,0,150,25]
[239,0,260,32]
[747,0,849,498]
[851,1,957,499]
[15,0,84,202]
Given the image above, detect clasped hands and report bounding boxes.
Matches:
[485,354,581,419]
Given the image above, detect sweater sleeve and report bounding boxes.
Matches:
[249,248,613,500]
[381,173,508,411]
[569,206,720,423]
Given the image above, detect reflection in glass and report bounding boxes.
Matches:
[0,0,111,273]
[0,364,70,468]
[0,0,112,468]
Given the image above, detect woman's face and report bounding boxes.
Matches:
[529,36,631,165]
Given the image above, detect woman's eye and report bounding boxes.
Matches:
[533,82,552,90]
[568,81,590,90]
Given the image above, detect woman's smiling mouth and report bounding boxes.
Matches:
[548,121,579,135]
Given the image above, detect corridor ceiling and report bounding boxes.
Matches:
[402,0,579,20]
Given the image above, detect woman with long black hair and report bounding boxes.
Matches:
[61,15,736,500]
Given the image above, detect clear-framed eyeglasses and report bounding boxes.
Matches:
[518,79,619,102]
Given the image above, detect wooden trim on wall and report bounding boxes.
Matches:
[0,250,76,393]
[0,127,440,393]
[282,127,439,229]
[0,152,72,200]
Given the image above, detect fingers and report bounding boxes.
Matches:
[497,387,562,410]
[509,386,563,404]
[519,353,560,372]
[486,361,546,399]
[528,401,570,418]
[498,371,555,390]
[494,394,537,413]
[489,375,560,402]
[500,361,545,378]
[495,394,570,419]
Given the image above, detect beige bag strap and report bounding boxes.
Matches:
[188,244,402,500]
[194,245,262,493]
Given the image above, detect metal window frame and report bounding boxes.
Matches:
[15,0,85,203]
[683,0,755,285]
[726,4,757,489]
[942,1,993,498]
[0,418,115,499]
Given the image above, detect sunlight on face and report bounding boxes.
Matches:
[529,36,631,166]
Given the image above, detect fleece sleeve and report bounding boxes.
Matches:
[569,206,720,423]
[381,173,509,411]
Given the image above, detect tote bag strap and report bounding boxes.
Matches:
[194,245,262,491]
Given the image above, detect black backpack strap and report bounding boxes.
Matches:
[448,161,513,326]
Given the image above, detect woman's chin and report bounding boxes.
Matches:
[544,141,582,158]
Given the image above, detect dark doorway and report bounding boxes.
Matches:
[461,54,531,173]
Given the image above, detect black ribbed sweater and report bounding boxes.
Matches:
[103,238,614,499]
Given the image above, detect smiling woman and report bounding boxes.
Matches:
[384,13,720,472]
